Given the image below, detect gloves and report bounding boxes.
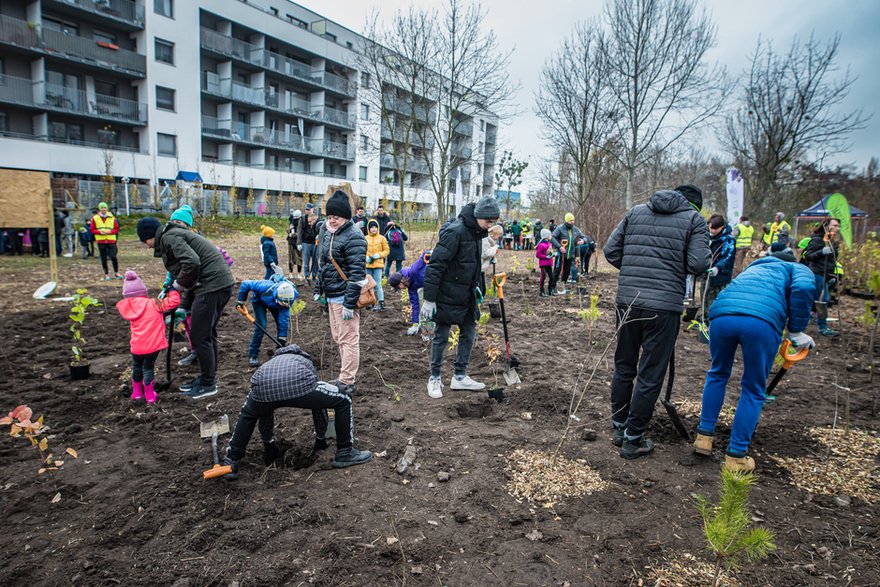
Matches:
[420,301,437,322]
[316,381,339,394]
[278,337,287,347]
[821,246,833,255]
[789,331,815,350]
[342,307,355,320]
[313,293,321,302]
[158,290,166,300]
[170,280,184,292]
[297,244,303,251]
[708,267,719,277]
[369,253,381,261]
[406,324,420,336]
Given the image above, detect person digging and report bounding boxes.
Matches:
[221,344,372,479]
[389,249,431,336]
[236,279,298,367]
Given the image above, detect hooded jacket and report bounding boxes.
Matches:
[248,345,319,403]
[115,290,181,355]
[802,225,840,278]
[386,225,408,261]
[709,224,736,287]
[372,212,392,236]
[154,223,235,296]
[604,190,711,313]
[237,280,296,339]
[401,250,431,324]
[535,239,554,268]
[261,235,278,269]
[365,219,390,269]
[317,219,368,310]
[423,203,488,325]
[551,222,586,259]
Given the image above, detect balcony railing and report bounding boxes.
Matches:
[380,125,435,150]
[452,120,474,136]
[0,129,144,153]
[0,15,146,77]
[201,115,355,160]
[42,0,145,29]
[199,28,356,97]
[485,127,497,144]
[451,142,472,159]
[383,95,432,122]
[380,153,429,175]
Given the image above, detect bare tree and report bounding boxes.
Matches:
[721,34,870,213]
[494,150,528,216]
[601,0,728,209]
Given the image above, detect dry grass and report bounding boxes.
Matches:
[505,448,608,506]
[646,551,741,587]
[678,398,735,427]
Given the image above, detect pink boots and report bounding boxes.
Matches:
[144,381,157,404]
[131,379,158,404]
[131,379,144,400]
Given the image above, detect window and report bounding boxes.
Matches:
[359,134,368,150]
[359,103,369,121]
[480,119,485,131]
[49,121,83,143]
[0,113,8,133]
[155,38,174,65]
[42,17,78,35]
[157,132,176,156]
[287,14,308,28]
[95,80,117,97]
[97,128,118,146]
[156,86,175,111]
[359,166,367,182]
[94,30,116,45]
[360,71,370,89]
[154,0,173,18]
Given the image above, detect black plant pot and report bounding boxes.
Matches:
[683,307,698,322]
[488,388,506,403]
[69,362,91,381]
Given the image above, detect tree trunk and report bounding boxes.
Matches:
[625,166,634,210]
[713,556,724,587]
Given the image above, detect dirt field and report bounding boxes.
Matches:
[0,232,877,586]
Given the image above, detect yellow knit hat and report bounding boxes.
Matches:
[564,212,575,223]
[261,225,276,238]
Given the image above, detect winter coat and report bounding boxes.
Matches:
[423,203,487,325]
[298,218,319,246]
[116,291,181,356]
[154,223,235,296]
[237,279,296,339]
[90,213,119,243]
[551,223,586,259]
[802,226,840,278]
[604,190,711,313]
[249,345,319,403]
[385,226,408,261]
[365,220,390,269]
[480,236,499,272]
[287,218,299,244]
[401,251,430,324]
[511,222,522,237]
[353,214,368,235]
[317,220,368,310]
[261,236,278,269]
[62,215,74,236]
[709,224,736,287]
[535,240,554,268]
[372,212,392,236]
[533,221,543,237]
[710,256,815,333]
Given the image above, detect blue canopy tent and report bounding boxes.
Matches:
[794,196,869,242]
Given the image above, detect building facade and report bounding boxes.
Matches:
[0,0,498,217]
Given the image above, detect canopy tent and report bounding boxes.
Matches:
[793,194,870,243]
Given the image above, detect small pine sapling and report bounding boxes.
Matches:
[448,326,460,351]
[695,469,775,587]
[289,299,306,335]
[525,257,536,273]
[576,287,602,344]
[69,289,102,366]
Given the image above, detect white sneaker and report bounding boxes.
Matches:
[451,375,486,391]
[427,376,443,399]
[556,288,568,295]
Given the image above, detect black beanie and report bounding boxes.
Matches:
[136,217,162,242]
[325,190,352,220]
[674,184,703,211]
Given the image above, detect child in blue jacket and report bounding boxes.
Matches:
[236,279,297,366]
[388,250,431,335]
[693,255,816,472]
[260,226,279,279]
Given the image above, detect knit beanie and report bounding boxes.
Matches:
[388,272,403,289]
[122,270,148,298]
[325,190,352,219]
[293,209,302,219]
[541,228,551,240]
[674,184,703,211]
[98,202,108,210]
[261,225,276,238]
[136,217,161,242]
[770,241,787,253]
[170,204,194,226]
[473,196,500,219]
[564,212,575,223]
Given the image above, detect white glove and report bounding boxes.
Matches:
[372,253,382,261]
[316,381,339,394]
[420,301,436,322]
[821,246,832,255]
[406,324,419,336]
[297,244,302,251]
[171,280,184,292]
[708,267,719,277]
[788,331,815,350]
[342,307,355,320]
[313,293,321,302]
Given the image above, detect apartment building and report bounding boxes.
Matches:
[0,0,498,217]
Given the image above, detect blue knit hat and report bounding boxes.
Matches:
[170,204,193,227]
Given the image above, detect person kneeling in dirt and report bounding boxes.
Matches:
[222,345,372,479]
[693,253,815,473]
[389,250,431,335]
[136,217,235,400]
[236,279,298,367]
[422,196,500,399]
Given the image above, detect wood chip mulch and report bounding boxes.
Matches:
[646,551,741,587]
[505,448,608,506]
[678,399,735,427]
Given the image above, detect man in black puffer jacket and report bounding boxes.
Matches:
[422,197,500,399]
[604,185,710,459]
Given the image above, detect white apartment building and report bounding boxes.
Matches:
[0,0,499,217]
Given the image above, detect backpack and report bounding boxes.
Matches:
[390,229,402,247]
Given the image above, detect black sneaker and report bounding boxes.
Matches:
[179,377,201,393]
[333,447,373,468]
[612,427,625,447]
[312,437,329,453]
[539,291,548,298]
[221,455,239,481]
[178,352,199,367]
[263,440,285,466]
[182,382,218,399]
[619,437,654,459]
[248,356,260,367]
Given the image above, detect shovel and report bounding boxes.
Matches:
[155,310,175,392]
[660,351,692,441]
[237,304,283,348]
[492,273,521,385]
[200,414,233,480]
[763,339,810,405]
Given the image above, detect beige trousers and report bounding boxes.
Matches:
[328,303,360,384]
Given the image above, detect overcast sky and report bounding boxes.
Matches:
[294,0,879,195]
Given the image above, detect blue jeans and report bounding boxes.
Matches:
[302,243,318,278]
[249,301,281,358]
[698,315,781,455]
[368,267,384,302]
[385,257,402,277]
[813,274,829,328]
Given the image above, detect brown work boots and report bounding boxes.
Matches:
[693,433,713,455]
[692,432,757,473]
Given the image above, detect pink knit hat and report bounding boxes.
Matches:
[122,270,148,298]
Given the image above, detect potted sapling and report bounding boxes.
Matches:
[69,288,102,380]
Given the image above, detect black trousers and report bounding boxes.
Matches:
[190,287,231,386]
[131,351,160,384]
[227,390,353,461]
[610,305,680,438]
[554,256,573,283]
[540,266,556,292]
[98,242,118,274]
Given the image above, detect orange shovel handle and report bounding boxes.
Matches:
[779,339,809,369]
[237,304,255,323]
[203,464,233,480]
[493,272,507,299]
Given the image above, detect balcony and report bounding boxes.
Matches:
[380,153,430,175]
[201,115,355,160]
[451,141,472,159]
[42,0,145,31]
[380,125,435,150]
[0,75,146,124]
[0,129,145,153]
[0,15,146,77]
[452,120,474,136]
[485,127,497,144]
[199,28,356,97]
[383,95,432,122]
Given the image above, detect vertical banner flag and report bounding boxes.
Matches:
[454,167,464,217]
[823,192,852,248]
[726,167,744,223]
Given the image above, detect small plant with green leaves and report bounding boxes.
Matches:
[374,366,402,401]
[69,289,101,366]
[510,255,521,275]
[486,281,497,299]
[688,319,710,342]
[695,469,776,587]
[525,257,536,273]
[1,405,79,503]
[577,287,602,344]
[289,299,306,335]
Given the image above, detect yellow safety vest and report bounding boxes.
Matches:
[769,221,791,243]
[734,224,754,248]
[92,214,117,243]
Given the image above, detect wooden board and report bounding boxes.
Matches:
[320,183,361,216]
[0,168,52,228]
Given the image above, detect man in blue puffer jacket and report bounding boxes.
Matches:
[693,255,815,472]
[236,279,297,367]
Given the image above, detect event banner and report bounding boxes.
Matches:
[726,167,744,223]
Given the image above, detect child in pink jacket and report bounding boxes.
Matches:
[535,229,557,297]
[116,271,180,404]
